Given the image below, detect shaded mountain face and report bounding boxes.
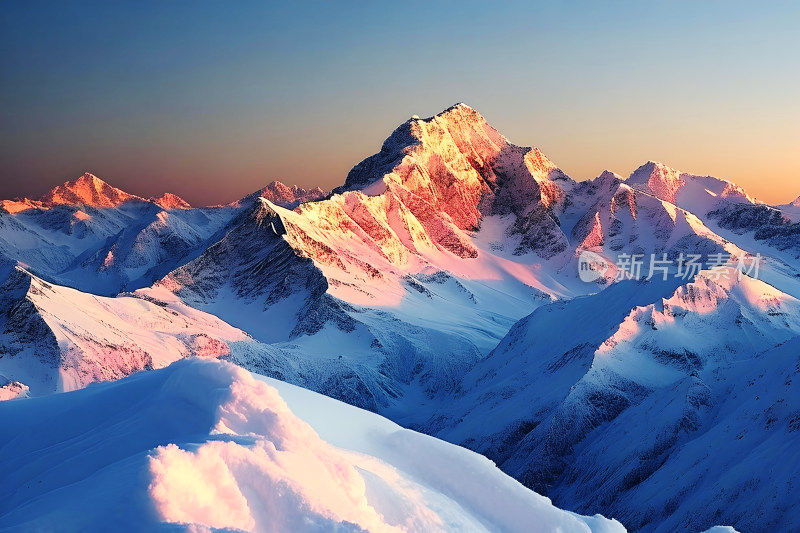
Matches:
[155,104,591,411]
[0,103,796,532]
[234,180,327,209]
[0,265,299,397]
[431,269,800,533]
[625,161,800,260]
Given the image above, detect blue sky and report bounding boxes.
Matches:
[1,1,798,204]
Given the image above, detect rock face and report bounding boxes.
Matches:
[708,203,800,257]
[41,173,143,207]
[150,192,191,209]
[235,180,327,209]
[335,103,571,258]
[160,199,353,343]
[0,264,291,396]
[0,103,798,533]
[627,161,686,205]
[427,270,800,533]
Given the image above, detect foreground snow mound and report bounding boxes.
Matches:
[0,359,624,533]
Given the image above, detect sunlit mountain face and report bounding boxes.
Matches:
[2,104,798,533]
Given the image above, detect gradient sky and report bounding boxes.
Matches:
[1,0,798,205]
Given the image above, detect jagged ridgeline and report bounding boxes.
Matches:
[1,104,799,532]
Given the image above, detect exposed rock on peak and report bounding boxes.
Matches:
[627,161,685,204]
[41,173,144,208]
[236,180,327,209]
[627,162,753,214]
[596,170,624,183]
[150,192,191,210]
[332,103,572,258]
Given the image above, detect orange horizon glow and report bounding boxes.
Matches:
[2,2,798,206]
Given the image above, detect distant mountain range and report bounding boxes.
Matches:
[2,103,798,532]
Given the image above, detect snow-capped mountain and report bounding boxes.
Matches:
[233,180,328,209]
[0,358,626,533]
[150,192,192,209]
[422,268,800,532]
[0,172,145,212]
[0,174,327,295]
[0,263,296,397]
[625,161,800,261]
[156,104,592,410]
[0,103,791,532]
[568,170,738,278]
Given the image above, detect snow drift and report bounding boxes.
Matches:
[0,358,624,533]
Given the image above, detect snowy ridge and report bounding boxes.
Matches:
[0,175,326,295]
[426,269,800,532]
[0,103,791,532]
[0,265,299,397]
[0,173,144,213]
[0,358,625,533]
[149,192,191,209]
[627,161,753,214]
[232,180,328,209]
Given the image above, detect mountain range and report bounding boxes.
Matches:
[2,103,798,532]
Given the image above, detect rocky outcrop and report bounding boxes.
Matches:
[235,180,327,209]
[150,192,191,209]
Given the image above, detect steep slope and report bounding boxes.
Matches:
[0,265,294,396]
[626,162,800,262]
[158,198,506,411]
[0,174,237,294]
[429,269,800,532]
[569,171,740,280]
[160,104,590,412]
[0,174,326,295]
[233,180,328,209]
[149,192,191,209]
[0,358,626,533]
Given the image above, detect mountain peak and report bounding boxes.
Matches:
[792,195,800,207]
[627,161,684,203]
[594,170,624,190]
[628,161,680,181]
[337,103,507,195]
[409,102,479,124]
[234,180,327,209]
[422,102,489,129]
[41,173,143,208]
[150,192,191,209]
[597,170,623,181]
